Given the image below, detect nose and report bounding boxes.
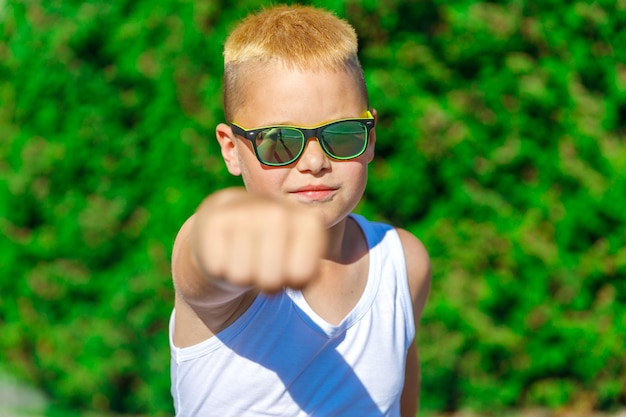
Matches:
[295,137,331,173]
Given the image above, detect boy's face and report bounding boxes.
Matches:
[217,64,375,229]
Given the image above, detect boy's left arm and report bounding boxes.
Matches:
[397,228,432,417]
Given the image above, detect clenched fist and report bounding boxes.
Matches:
[189,188,328,294]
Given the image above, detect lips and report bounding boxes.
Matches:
[289,185,338,201]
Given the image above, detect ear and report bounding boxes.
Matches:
[216,123,242,176]
[366,108,377,163]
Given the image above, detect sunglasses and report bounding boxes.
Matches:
[229,111,375,167]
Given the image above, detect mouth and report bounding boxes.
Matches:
[289,185,338,201]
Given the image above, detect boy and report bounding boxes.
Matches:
[169,5,431,417]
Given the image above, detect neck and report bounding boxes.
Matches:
[325,217,348,261]
[324,215,366,265]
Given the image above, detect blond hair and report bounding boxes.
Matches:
[223,5,369,121]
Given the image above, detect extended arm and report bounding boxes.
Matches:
[171,187,327,346]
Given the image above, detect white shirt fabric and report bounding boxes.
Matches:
[170,214,415,416]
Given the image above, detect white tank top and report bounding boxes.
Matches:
[170,214,415,416]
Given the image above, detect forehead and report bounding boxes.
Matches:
[233,64,366,127]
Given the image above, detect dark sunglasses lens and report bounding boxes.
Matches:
[321,121,367,159]
[256,128,304,165]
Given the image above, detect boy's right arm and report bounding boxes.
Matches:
[172,187,327,342]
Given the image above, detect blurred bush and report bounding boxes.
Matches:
[0,0,624,415]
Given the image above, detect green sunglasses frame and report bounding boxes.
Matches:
[229,111,375,167]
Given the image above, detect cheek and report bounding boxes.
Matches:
[354,167,369,195]
[341,161,369,198]
[240,164,287,195]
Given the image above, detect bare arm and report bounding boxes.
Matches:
[172,189,254,310]
[397,228,432,417]
[171,187,327,346]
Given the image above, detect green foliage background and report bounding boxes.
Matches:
[1,0,625,415]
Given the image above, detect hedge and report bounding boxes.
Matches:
[1,0,625,415]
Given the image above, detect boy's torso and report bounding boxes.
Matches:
[170,214,415,416]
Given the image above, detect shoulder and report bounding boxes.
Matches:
[395,228,432,321]
[171,214,197,296]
